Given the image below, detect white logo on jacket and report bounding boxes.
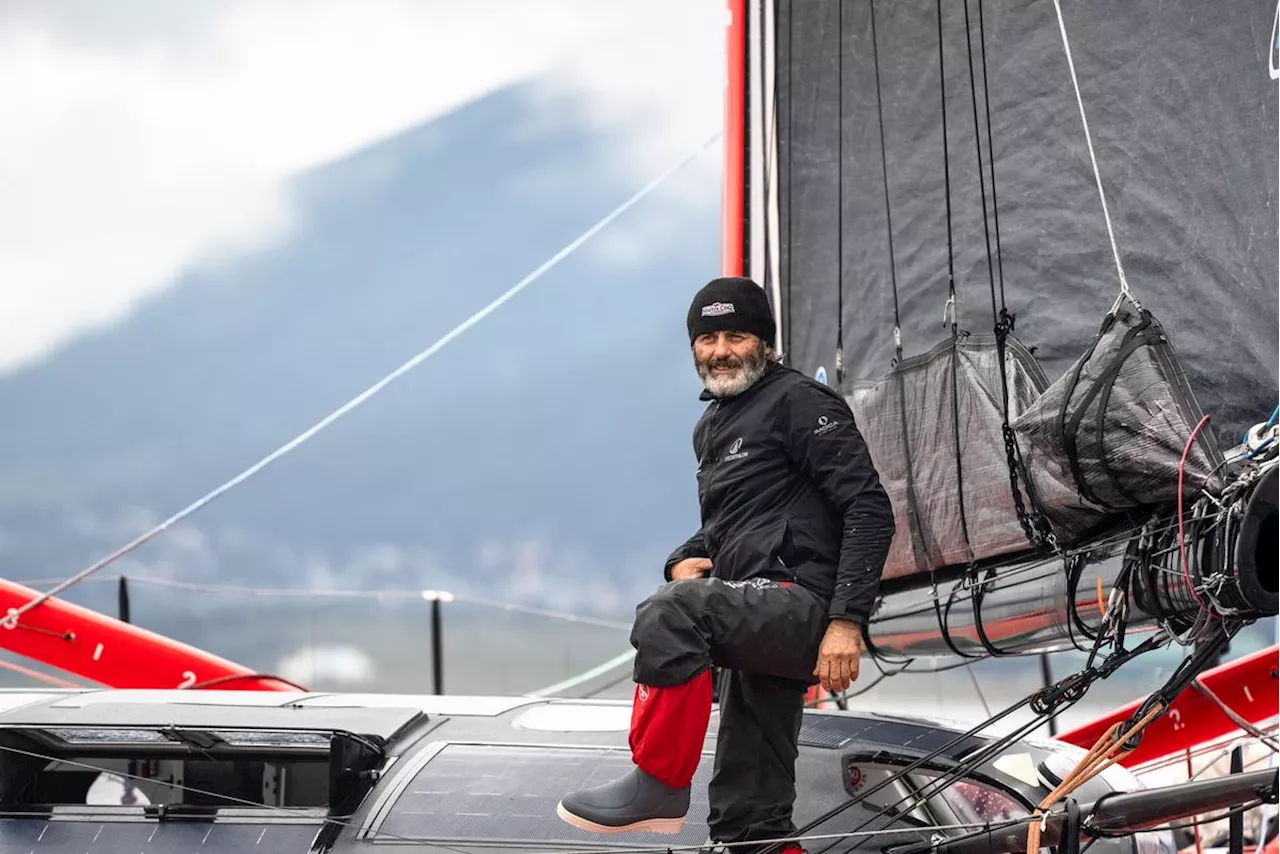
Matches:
[720,578,780,591]
[723,437,749,462]
[813,415,840,436]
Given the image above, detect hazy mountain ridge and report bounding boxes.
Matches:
[0,78,723,618]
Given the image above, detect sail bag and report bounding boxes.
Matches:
[1012,299,1225,544]
[846,332,1046,580]
[844,299,1223,580]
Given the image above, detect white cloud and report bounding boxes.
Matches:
[0,0,723,374]
[534,1,726,177]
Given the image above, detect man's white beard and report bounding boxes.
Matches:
[697,347,770,397]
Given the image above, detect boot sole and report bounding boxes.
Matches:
[556,801,685,835]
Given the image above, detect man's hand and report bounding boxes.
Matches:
[670,557,712,581]
[814,618,863,695]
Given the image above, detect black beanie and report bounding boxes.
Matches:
[686,277,776,345]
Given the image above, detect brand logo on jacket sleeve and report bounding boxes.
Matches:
[812,415,841,436]
[723,437,749,461]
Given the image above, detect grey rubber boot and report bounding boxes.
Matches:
[556,766,691,834]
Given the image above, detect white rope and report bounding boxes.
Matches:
[1051,0,1136,311]
[527,648,636,697]
[13,574,634,630]
[20,573,634,627]
[459,594,633,631]
[2,132,721,631]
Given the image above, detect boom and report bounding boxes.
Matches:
[0,578,299,691]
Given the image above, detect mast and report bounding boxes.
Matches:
[723,0,747,279]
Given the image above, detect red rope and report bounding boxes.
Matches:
[1178,414,1212,612]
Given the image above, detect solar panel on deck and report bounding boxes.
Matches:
[798,716,860,749]
[373,743,716,845]
[211,730,333,748]
[0,818,320,853]
[44,727,174,745]
[798,716,985,760]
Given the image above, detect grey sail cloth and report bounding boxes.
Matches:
[772,0,1276,445]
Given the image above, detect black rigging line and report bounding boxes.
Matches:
[812,684,1090,854]
[870,0,933,620]
[976,0,1007,311]
[819,625,1171,854]
[869,0,902,364]
[937,0,976,569]
[824,698,1083,854]
[836,0,846,387]
[803,609,1127,854]
[795,691,1040,854]
[936,0,956,333]
[770,587,1179,854]
[965,0,1049,549]
[962,0,999,327]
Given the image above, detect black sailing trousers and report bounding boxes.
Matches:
[630,576,829,845]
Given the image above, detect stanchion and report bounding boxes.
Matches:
[421,590,454,695]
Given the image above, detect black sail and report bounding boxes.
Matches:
[738,0,1279,653]
[752,0,1280,588]
[772,0,1277,439]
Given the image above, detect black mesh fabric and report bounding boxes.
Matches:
[1013,300,1224,542]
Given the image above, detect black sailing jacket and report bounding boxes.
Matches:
[663,362,895,624]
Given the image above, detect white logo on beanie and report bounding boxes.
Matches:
[701,302,735,317]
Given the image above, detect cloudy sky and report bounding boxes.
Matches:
[0,0,724,374]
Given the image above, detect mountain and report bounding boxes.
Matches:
[0,77,723,631]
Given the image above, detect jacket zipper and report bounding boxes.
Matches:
[705,400,721,554]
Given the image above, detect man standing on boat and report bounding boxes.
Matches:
[557,277,895,852]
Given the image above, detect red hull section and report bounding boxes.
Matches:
[1058,644,1279,767]
[0,579,299,691]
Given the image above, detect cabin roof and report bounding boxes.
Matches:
[0,688,1108,854]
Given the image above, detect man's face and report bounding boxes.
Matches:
[693,330,770,397]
